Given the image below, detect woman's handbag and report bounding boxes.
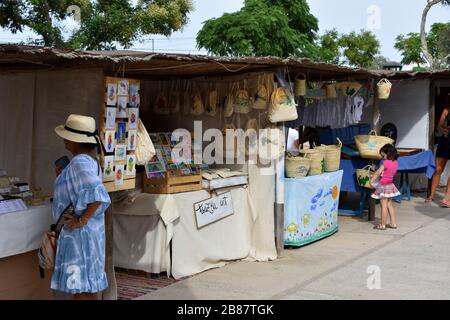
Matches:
[38,203,74,277]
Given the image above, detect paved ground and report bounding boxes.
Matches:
[138,192,450,300]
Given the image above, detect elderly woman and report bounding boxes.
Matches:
[52,114,111,300]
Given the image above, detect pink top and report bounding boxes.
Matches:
[380,160,398,185]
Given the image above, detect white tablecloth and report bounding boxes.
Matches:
[0,203,53,259]
[113,185,277,279]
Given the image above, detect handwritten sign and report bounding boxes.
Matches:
[194,192,234,229]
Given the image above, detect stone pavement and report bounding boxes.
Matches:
[137,193,450,300]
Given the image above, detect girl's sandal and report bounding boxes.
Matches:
[373,224,386,230]
[440,199,450,208]
[386,224,397,229]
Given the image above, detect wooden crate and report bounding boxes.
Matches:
[143,169,202,194]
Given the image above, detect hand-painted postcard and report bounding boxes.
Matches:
[149,133,162,146]
[104,130,116,153]
[114,144,127,161]
[126,154,136,176]
[145,162,166,177]
[117,96,128,118]
[115,165,124,186]
[106,107,116,130]
[118,80,129,96]
[129,84,140,107]
[117,122,127,144]
[106,83,118,106]
[127,130,137,151]
[159,132,170,146]
[128,108,138,129]
[103,156,114,178]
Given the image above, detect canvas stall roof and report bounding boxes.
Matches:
[0,44,377,80]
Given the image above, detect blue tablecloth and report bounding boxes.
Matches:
[340,150,435,193]
[284,171,343,247]
[397,150,435,178]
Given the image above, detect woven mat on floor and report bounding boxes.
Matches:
[115,268,178,300]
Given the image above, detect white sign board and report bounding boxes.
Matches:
[194,192,234,229]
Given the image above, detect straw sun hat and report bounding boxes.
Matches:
[55,114,99,144]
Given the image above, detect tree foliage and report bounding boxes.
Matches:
[420,0,450,68]
[395,22,450,68]
[0,0,194,50]
[196,0,319,58]
[317,29,381,68]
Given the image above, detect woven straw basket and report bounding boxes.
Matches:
[356,165,375,189]
[316,138,342,172]
[285,155,311,178]
[299,148,325,176]
[355,130,394,160]
[377,78,392,99]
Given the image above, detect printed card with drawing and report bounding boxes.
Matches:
[117,122,127,144]
[149,133,162,146]
[104,130,115,153]
[115,165,124,186]
[117,96,128,118]
[126,155,136,176]
[114,145,127,161]
[129,84,140,107]
[103,156,114,178]
[127,130,137,151]
[105,107,116,129]
[159,132,170,146]
[118,80,129,96]
[128,108,138,129]
[107,83,118,106]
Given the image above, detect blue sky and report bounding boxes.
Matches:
[0,0,449,62]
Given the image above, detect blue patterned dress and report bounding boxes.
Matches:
[51,154,111,294]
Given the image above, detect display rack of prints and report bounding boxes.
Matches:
[101,77,140,192]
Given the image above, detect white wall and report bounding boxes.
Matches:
[378,79,430,149]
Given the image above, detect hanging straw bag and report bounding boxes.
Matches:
[354,130,394,160]
[269,87,298,123]
[169,80,181,114]
[224,83,235,118]
[337,81,362,97]
[377,78,392,99]
[206,84,218,116]
[253,74,270,110]
[316,138,342,172]
[190,83,205,116]
[325,82,337,99]
[294,73,306,97]
[285,154,311,178]
[356,165,376,188]
[234,81,251,114]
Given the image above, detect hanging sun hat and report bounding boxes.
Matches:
[55,114,99,144]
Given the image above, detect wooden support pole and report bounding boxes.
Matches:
[101,193,117,300]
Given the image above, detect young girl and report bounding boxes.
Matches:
[370,144,401,230]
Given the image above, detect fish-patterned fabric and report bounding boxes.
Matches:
[51,154,111,294]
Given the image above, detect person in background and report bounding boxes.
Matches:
[426,94,450,204]
[370,144,400,230]
[54,156,70,177]
[52,114,111,300]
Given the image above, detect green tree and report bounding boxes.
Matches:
[420,0,450,68]
[338,30,380,68]
[196,0,319,58]
[317,29,340,65]
[0,0,194,50]
[394,33,426,67]
[395,22,450,69]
